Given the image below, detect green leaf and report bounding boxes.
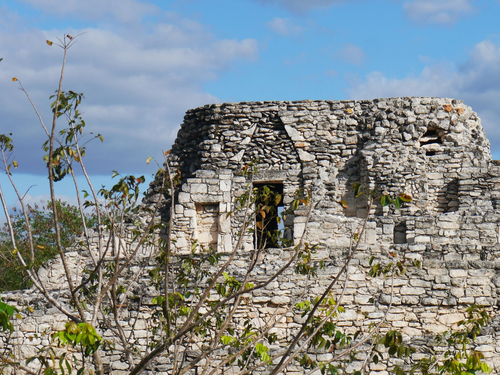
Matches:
[399,193,412,202]
[255,342,271,362]
[221,335,234,345]
[0,299,18,332]
[381,194,389,207]
[353,182,361,197]
[394,197,402,210]
[480,362,490,372]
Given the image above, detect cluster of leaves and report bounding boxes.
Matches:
[0,297,17,333]
[221,320,276,368]
[295,242,321,276]
[91,172,146,226]
[368,255,408,279]
[253,184,286,248]
[53,321,102,356]
[296,295,358,367]
[44,90,103,182]
[404,305,491,375]
[0,134,18,173]
[24,321,102,375]
[0,200,97,291]
[345,182,413,211]
[371,306,491,375]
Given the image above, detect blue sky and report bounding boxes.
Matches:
[1,0,500,208]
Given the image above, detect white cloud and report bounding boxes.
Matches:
[253,0,350,13]
[0,6,258,177]
[403,0,474,25]
[348,39,500,156]
[18,0,158,23]
[348,63,457,99]
[267,17,303,36]
[336,44,366,66]
[283,52,308,66]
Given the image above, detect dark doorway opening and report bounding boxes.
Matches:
[394,221,407,244]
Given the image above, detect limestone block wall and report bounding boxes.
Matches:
[3,97,500,374]
[3,245,500,374]
[145,96,500,372]
[163,97,499,257]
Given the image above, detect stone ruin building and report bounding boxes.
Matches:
[162,97,499,256]
[147,96,500,372]
[3,97,500,374]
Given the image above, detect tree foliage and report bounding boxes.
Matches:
[0,200,97,291]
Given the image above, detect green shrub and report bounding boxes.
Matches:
[0,200,97,291]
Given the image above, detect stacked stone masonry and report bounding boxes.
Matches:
[3,97,500,374]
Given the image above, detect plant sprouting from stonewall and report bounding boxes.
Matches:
[0,35,492,375]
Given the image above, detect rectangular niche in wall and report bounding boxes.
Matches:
[253,182,284,249]
[196,203,219,250]
[394,221,407,244]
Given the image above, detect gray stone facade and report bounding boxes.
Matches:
[144,97,500,372]
[3,97,500,374]
[156,97,499,258]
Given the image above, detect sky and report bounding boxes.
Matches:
[1,0,500,209]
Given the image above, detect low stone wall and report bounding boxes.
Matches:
[2,245,500,374]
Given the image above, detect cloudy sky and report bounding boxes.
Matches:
[1,0,500,207]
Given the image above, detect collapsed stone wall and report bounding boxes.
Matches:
[3,97,500,374]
